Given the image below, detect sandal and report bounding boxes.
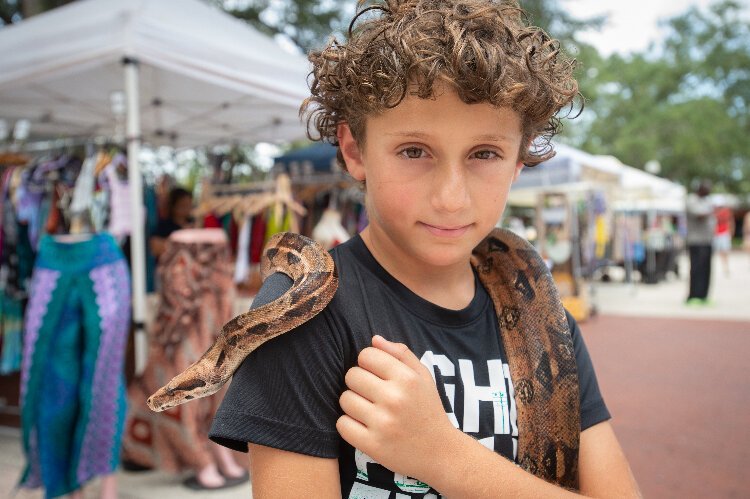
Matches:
[183,471,249,491]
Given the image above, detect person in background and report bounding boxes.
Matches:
[743,211,750,269]
[149,187,193,260]
[685,180,716,305]
[713,203,734,277]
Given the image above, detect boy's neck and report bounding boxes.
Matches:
[360,228,476,311]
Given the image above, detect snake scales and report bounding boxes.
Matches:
[147,232,338,413]
[147,228,579,489]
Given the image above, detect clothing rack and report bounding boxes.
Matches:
[195,174,307,229]
[2,136,121,154]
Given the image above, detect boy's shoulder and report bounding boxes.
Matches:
[325,234,383,311]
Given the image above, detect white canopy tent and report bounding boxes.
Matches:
[509,143,686,211]
[0,0,311,371]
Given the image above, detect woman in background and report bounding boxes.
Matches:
[149,187,193,261]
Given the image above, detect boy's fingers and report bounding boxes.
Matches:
[339,389,374,426]
[336,414,369,449]
[344,366,383,403]
[371,335,424,373]
[357,346,409,381]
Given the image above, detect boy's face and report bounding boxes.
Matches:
[339,84,524,270]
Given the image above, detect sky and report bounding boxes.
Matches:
[562,0,750,56]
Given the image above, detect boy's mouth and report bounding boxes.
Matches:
[420,222,472,238]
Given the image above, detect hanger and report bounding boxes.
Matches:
[193,174,308,227]
[93,150,112,177]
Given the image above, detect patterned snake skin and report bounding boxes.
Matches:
[147,232,338,412]
[148,228,579,488]
[472,228,580,489]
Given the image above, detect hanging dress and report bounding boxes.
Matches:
[121,228,235,473]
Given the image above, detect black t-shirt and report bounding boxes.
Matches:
[210,235,610,498]
[151,218,183,239]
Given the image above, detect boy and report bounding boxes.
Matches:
[210,0,641,497]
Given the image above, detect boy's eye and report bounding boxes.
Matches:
[473,150,500,160]
[399,147,426,159]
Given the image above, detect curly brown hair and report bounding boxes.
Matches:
[300,0,580,170]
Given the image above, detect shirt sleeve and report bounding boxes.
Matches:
[566,310,611,431]
[209,273,345,457]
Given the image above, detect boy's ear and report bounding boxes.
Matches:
[511,137,532,183]
[512,160,525,183]
[337,123,365,181]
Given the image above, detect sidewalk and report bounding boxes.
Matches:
[0,425,251,498]
[589,250,750,321]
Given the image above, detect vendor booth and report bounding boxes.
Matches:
[0,0,311,425]
[507,144,687,319]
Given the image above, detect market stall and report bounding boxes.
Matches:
[0,0,311,424]
[505,144,687,318]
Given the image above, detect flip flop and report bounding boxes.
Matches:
[182,471,249,491]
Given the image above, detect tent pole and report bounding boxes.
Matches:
[124,57,148,375]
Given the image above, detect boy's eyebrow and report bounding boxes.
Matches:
[385,131,514,142]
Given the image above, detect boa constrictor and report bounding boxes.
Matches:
[148,229,580,489]
[147,232,338,413]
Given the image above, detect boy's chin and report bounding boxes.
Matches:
[418,246,475,268]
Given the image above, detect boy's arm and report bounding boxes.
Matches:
[248,444,341,498]
[338,336,641,498]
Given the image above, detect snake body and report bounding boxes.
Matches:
[147,228,579,489]
[471,228,580,489]
[147,232,338,412]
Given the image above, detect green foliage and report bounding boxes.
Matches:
[0,0,74,25]
[574,0,750,194]
[520,0,605,56]
[214,0,354,52]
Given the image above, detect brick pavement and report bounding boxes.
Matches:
[580,315,750,499]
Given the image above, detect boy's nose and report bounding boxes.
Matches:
[430,163,470,214]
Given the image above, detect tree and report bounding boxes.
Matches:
[0,0,74,25]
[575,0,750,193]
[214,0,354,53]
[520,0,605,56]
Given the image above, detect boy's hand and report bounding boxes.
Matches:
[337,335,459,482]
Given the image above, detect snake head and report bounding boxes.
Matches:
[147,378,209,412]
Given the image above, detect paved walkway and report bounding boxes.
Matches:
[590,250,750,321]
[581,314,750,499]
[1,251,748,498]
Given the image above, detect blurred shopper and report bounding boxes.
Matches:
[149,187,193,260]
[121,229,248,491]
[713,204,734,277]
[743,212,750,269]
[685,180,716,305]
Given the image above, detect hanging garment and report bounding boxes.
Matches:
[19,234,131,498]
[1,169,32,375]
[249,213,267,264]
[0,292,23,374]
[122,228,235,473]
[15,167,45,250]
[104,155,133,241]
[263,205,292,246]
[234,215,252,283]
[312,209,351,250]
[69,155,96,234]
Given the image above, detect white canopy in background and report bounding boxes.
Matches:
[0,0,311,146]
[0,0,312,373]
[510,143,686,212]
